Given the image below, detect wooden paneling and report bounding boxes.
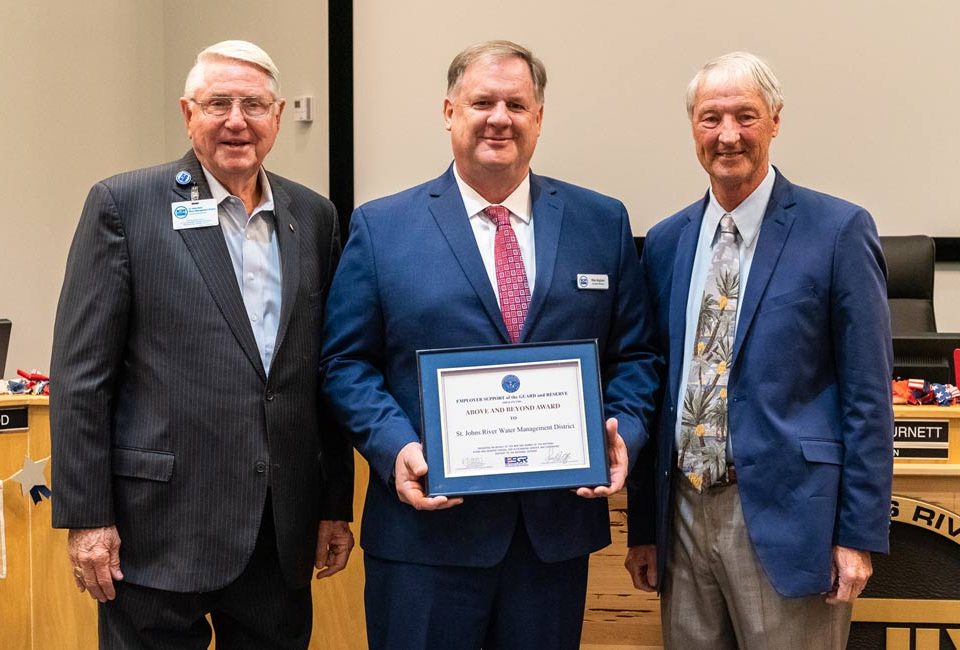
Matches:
[1,396,98,649]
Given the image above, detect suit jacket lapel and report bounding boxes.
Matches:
[732,172,797,365]
[668,196,706,404]
[521,173,562,343]
[270,176,300,364]
[173,150,267,381]
[428,167,510,342]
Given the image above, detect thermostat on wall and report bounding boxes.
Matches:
[293,95,312,122]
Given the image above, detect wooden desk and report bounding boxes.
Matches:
[0,395,97,649]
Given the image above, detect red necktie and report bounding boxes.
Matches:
[485,205,531,343]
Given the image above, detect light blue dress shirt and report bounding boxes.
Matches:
[674,166,777,459]
[202,167,282,374]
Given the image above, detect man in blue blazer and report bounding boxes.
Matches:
[321,40,660,649]
[624,52,893,648]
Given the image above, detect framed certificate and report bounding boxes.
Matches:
[417,340,608,496]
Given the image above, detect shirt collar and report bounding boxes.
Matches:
[201,166,275,216]
[704,164,776,249]
[452,163,532,225]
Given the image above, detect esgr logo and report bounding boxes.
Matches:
[501,374,520,393]
[577,274,590,288]
[504,456,528,466]
[174,206,189,219]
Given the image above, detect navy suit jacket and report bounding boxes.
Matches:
[321,166,660,566]
[628,170,894,597]
[51,150,353,591]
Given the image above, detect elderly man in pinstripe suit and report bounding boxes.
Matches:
[50,40,354,649]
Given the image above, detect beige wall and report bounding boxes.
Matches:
[2,0,959,374]
[0,1,330,375]
[160,1,330,190]
[354,0,960,329]
[0,1,167,376]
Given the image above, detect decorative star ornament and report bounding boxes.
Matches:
[10,456,52,504]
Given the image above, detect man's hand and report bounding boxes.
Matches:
[68,526,123,602]
[825,545,872,605]
[576,418,628,498]
[395,442,463,510]
[624,544,658,592]
[315,520,355,579]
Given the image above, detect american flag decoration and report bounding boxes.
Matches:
[907,378,927,392]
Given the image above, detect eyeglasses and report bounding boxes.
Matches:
[190,96,278,118]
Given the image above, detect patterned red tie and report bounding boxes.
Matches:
[485,205,531,343]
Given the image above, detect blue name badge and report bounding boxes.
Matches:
[171,199,218,230]
[417,340,609,496]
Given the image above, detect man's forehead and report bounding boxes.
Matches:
[694,79,766,109]
[463,56,531,80]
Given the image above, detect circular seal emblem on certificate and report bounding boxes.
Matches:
[501,374,521,393]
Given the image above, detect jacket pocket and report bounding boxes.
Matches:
[799,438,843,464]
[758,285,817,314]
[112,447,175,482]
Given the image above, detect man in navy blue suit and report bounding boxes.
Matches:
[321,40,660,649]
[624,52,893,648]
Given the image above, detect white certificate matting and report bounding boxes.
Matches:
[438,359,589,478]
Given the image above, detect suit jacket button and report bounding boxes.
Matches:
[265,391,275,402]
[255,461,267,473]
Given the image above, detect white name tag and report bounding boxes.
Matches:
[171,199,218,230]
[576,274,609,290]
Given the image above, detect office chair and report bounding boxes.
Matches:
[880,235,937,334]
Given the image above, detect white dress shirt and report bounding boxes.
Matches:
[453,164,537,304]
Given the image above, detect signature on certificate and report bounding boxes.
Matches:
[543,449,573,465]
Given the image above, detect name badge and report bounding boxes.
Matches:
[171,199,218,230]
[576,274,609,290]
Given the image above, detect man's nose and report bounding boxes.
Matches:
[487,101,511,126]
[224,101,248,128]
[718,115,739,144]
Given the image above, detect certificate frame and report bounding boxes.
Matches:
[417,339,608,496]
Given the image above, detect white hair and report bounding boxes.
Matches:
[183,40,280,99]
[686,51,783,118]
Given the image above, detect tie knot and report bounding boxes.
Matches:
[719,214,738,237]
[484,205,511,229]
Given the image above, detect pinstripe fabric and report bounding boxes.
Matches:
[51,150,353,592]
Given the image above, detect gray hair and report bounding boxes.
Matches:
[447,40,547,104]
[183,40,281,99]
[685,51,783,118]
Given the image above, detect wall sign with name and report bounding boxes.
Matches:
[893,419,950,459]
[0,407,28,432]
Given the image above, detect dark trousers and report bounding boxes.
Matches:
[98,498,312,650]
[364,516,589,650]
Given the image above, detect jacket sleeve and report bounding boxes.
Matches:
[830,208,894,552]
[600,204,663,466]
[317,206,355,521]
[50,182,131,529]
[320,208,420,486]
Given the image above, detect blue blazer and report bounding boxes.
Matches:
[628,171,894,597]
[321,166,661,566]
